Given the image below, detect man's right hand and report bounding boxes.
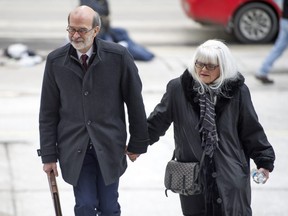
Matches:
[43,162,58,177]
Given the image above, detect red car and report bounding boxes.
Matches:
[181,0,283,43]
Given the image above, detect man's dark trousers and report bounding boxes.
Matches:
[73,145,121,216]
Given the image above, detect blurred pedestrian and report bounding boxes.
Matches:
[38,5,149,216]
[79,0,155,61]
[256,0,288,84]
[147,39,275,216]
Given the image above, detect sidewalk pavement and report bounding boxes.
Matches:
[0,0,288,215]
[0,45,288,216]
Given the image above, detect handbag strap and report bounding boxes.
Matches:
[171,150,176,160]
[171,150,205,167]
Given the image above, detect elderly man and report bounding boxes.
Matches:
[38,5,149,216]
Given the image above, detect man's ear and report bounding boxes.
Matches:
[94,26,101,36]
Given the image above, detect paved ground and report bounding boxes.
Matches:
[0,0,288,216]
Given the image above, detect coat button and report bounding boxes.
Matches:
[216,198,222,204]
[77,149,82,153]
[212,172,217,178]
[84,91,89,96]
[87,120,92,125]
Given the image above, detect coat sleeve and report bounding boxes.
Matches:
[121,50,150,154]
[238,84,275,171]
[147,79,175,145]
[38,54,60,163]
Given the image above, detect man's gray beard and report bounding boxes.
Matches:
[71,41,85,51]
[70,36,93,52]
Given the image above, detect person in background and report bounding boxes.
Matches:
[147,39,275,215]
[38,5,149,216]
[80,0,155,61]
[255,0,288,84]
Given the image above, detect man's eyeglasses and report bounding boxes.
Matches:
[66,27,94,35]
[195,60,219,71]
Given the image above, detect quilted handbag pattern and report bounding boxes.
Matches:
[164,160,202,196]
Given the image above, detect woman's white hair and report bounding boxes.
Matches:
[188,39,239,94]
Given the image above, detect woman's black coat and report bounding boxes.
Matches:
[148,70,275,215]
[39,38,149,186]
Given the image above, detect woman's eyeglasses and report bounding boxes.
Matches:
[195,60,219,71]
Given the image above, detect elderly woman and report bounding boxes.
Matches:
[147,40,275,216]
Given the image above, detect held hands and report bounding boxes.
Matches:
[125,146,140,162]
[126,152,140,162]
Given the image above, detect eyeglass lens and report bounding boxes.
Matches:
[195,61,218,70]
[67,27,92,35]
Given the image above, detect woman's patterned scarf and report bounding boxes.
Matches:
[198,91,222,216]
[198,91,219,157]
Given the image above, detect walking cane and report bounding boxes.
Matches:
[47,171,62,216]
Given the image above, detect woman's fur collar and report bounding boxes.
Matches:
[181,69,245,114]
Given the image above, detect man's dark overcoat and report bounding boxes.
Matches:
[39,38,149,186]
[148,70,275,215]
